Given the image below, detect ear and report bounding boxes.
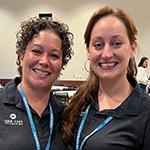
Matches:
[19,54,24,67]
[130,42,138,58]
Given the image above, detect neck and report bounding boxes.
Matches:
[98,76,133,111]
[19,82,50,117]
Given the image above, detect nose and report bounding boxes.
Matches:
[101,44,113,59]
[39,54,50,67]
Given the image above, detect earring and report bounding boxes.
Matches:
[84,59,90,72]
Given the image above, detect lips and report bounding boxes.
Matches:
[33,68,50,76]
[98,62,117,67]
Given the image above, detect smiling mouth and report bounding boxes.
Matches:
[33,68,50,76]
[98,62,118,67]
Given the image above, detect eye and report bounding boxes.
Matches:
[49,53,60,60]
[31,49,42,55]
[112,40,123,48]
[94,41,104,50]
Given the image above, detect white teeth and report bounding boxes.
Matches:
[100,63,116,67]
[34,69,49,76]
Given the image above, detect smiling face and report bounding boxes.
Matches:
[87,16,136,81]
[20,29,62,90]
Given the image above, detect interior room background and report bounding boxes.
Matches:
[0,0,150,80]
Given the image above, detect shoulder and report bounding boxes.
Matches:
[140,93,150,110]
[126,81,150,112]
[135,88,150,114]
[0,77,21,104]
[137,67,145,72]
[2,77,21,93]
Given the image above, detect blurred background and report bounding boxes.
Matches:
[0,0,150,79]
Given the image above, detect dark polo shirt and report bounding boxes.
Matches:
[0,77,66,150]
[68,76,150,150]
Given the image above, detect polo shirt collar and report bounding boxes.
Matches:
[90,75,143,118]
[2,77,23,107]
[2,77,63,115]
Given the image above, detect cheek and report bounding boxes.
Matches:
[89,53,99,64]
[53,61,62,72]
[21,57,36,72]
[87,50,96,61]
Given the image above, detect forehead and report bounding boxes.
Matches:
[91,16,128,37]
[33,30,61,45]
[26,29,62,52]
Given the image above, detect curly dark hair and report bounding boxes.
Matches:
[16,17,74,76]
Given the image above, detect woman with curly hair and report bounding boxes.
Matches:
[0,16,73,150]
[62,6,150,150]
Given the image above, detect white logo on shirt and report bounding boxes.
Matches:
[4,113,23,126]
[10,113,16,120]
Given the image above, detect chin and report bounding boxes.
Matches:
[32,80,51,89]
[99,74,115,80]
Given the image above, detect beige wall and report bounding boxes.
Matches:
[0,0,150,79]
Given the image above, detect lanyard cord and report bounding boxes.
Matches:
[19,84,54,150]
[76,105,113,150]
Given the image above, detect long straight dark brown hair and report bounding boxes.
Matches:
[62,6,138,142]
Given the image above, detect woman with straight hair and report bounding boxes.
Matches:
[136,56,149,92]
[62,6,150,150]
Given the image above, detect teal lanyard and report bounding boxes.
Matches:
[19,84,54,150]
[76,105,113,150]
